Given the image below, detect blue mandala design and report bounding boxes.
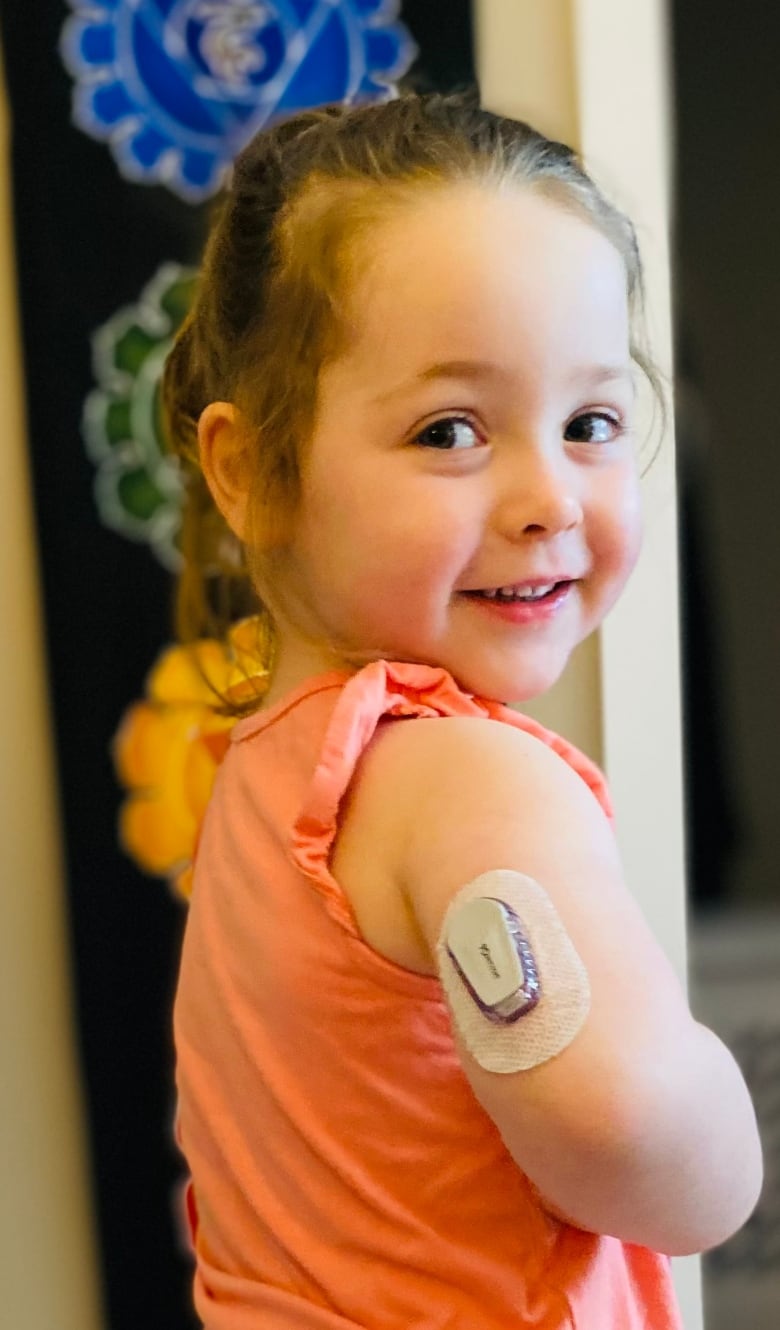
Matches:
[61,1,418,201]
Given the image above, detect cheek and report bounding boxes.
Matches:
[594,469,643,580]
[343,491,469,573]
[621,471,644,566]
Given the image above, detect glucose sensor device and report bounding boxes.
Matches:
[436,870,590,1074]
[445,897,541,1023]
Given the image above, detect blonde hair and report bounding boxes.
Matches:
[163,88,660,703]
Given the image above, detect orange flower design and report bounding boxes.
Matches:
[113,622,269,900]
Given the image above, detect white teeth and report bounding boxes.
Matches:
[486,583,557,602]
[470,581,563,602]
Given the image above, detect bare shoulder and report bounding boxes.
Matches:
[330,713,589,970]
[358,711,608,833]
[359,715,618,918]
[333,712,618,962]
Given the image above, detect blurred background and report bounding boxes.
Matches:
[0,3,776,1328]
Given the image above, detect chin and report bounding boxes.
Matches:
[449,660,570,706]
[498,677,564,706]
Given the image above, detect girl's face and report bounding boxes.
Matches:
[276,183,642,702]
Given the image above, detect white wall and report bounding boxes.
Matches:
[474,2,700,1325]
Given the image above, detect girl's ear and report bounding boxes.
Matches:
[198,402,253,540]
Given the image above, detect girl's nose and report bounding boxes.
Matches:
[495,452,584,541]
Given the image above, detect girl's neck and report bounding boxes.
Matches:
[260,637,355,710]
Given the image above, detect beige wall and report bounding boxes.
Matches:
[474,2,700,1326]
[0,43,103,1330]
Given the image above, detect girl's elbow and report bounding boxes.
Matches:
[613,1064,765,1255]
[665,1143,764,1256]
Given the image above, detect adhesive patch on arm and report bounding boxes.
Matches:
[436,870,590,1073]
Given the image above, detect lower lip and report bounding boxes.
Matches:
[462,582,574,624]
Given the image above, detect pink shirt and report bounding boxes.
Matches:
[174,660,683,1329]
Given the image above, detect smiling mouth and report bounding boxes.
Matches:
[462,580,573,604]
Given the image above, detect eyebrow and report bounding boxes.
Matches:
[570,364,638,394]
[373,358,637,403]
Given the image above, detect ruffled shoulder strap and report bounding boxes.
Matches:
[290,660,613,934]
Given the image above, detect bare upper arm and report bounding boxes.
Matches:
[351,712,690,1060]
[384,714,683,1018]
[348,716,699,1232]
[334,714,763,1252]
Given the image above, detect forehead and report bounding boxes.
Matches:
[332,183,630,394]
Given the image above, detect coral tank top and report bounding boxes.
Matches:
[173,660,683,1329]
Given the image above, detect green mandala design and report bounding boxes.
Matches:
[83,262,196,569]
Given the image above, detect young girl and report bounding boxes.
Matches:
[165,91,762,1329]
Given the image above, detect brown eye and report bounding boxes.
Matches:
[415,417,482,450]
[565,413,622,444]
